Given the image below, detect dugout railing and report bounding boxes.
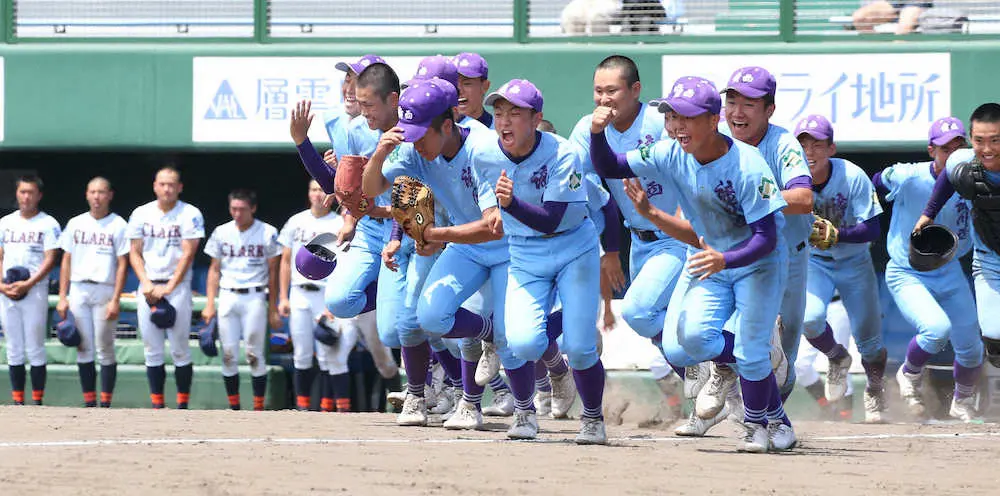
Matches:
[0,0,998,44]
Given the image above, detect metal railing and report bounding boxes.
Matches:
[3,0,999,42]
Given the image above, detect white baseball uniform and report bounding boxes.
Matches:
[0,211,61,367]
[205,219,281,378]
[126,200,205,367]
[60,212,129,366]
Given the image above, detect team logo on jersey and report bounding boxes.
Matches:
[815,193,848,227]
[1,230,45,244]
[638,144,653,161]
[636,134,656,148]
[871,189,880,208]
[530,165,549,190]
[461,166,475,189]
[781,149,805,170]
[192,216,204,231]
[758,177,778,200]
[646,181,663,198]
[387,147,401,163]
[955,201,970,240]
[568,171,582,191]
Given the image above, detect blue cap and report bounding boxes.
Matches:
[398,78,455,142]
[150,298,177,329]
[335,54,387,75]
[650,76,721,117]
[484,79,544,113]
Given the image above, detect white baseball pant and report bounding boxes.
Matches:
[69,282,117,366]
[1,283,49,367]
[217,289,268,378]
[289,285,329,371]
[137,283,193,367]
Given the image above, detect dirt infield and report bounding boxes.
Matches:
[0,407,997,495]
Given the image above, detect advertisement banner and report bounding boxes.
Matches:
[192,56,423,143]
[662,53,951,142]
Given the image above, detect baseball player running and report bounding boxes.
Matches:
[127,166,205,409]
[56,177,129,408]
[880,116,982,421]
[794,114,888,423]
[0,175,61,405]
[593,76,797,452]
[202,189,282,411]
[453,52,494,129]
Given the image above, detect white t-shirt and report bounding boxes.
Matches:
[126,200,205,282]
[0,211,62,277]
[60,211,129,285]
[204,219,282,289]
[278,209,344,286]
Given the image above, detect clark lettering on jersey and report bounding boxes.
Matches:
[2,230,44,244]
[73,230,116,247]
[141,223,183,239]
[218,243,266,258]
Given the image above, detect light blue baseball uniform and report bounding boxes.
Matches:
[473,131,601,371]
[382,126,524,370]
[323,110,354,160]
[803,158,885,362]
[721,121,812,390]
[570,104,688,339]
[883,159,982,366]
[627,136,788,382]
[460,114,495,130]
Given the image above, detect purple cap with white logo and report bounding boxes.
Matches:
[413,55,459,89]
[484,79,544,113]
[397,79,453,143]
[650,76,721,117]
[722,66,777,99]
[928,116,966,146]
[335,54,387,75]
[795,114,834,141]
[454,52,489,79]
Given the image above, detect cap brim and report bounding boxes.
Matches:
[457,68,485,78]
[335,62,353,73]
[722,85,769,99]
[398,121,431,143]
[662,98,709,118]
[485,92,535,111]
[796,129,831,141]
[931,131,966,146]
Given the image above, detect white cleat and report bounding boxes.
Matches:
[575,417,608,445]
[825,350,853,402]
[443,399,483,430]
[725,381,744,425]
[767,422,797,451]
[739,422,770,453]
[949,395,978,422]
[550,371,578,419]
[483,388,516,417]
[387,391,406,412]
[770,318,790,389]
[674,403,729,437]
[475,342,501,386]
[396,394,428,427]
[863,387,886,424]
[535,390,553,417]
[507,409,539,440]
[430,386,457,415]
[895,366,926,418]
[684,362,711,399]
[696,363,738,419]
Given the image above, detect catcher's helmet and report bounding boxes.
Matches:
[910,224,958,272]
[56,312,82,347]
[197,317,219,357]
[295,232,341,281]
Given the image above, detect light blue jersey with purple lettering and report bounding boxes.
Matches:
[323,111,353,160]
[812,158,883,260]
[345,117,394,244]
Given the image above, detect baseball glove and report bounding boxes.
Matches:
[334,155,374,218]
[809,216,839,250]
[390,175,435,247]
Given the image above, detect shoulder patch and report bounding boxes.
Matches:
[568,171,583,191]
[758,177,778,200]
[638,144,653,162]
[781,149,805,170]
[387,147,402,163]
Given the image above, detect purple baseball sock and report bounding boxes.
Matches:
[542,340,569,376]
[401,342,431,397]
[740,376,770,426]
[670,364,685,379]
[862,348,887,391]
[807,323,846,359]
[764,372,792,426]
[535,361,552,392]
[903,337,933,374]
[572,360,606,420]
[506,362,536,411]
[434,350,463,385]
[546,310,564,341]
[461,359,485,408]
[360,281,378,314]
[953,361,981,399]
[489,374,510,392]
[443,308,493,340]
[712,330,737,364]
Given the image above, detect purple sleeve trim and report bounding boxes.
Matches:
[922,168,955,219]
[390,220,403,241]
[296,138,336,194]
[601,195,622,253]
[871,172,889,197]
[590,132,636,179]
[838,217,881,244]
[721,214,777,269]
[503,197,567,234]
[784,175,812,190]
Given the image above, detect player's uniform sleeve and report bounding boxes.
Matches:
[946,148,976,185]
[544,144,589,204]
[265,226,282,258]
[879,163,911,202]
[382,144,422,184]
[44,218,62,251]
[625,140,674,183]
[277,218,295,248]
[850,167,884,224]
[739,158,788,225]
[473,163,499,213]
[183,207,206,239]
[114,218,130,257]
[203,228,221,258]
[568,115,595,174]
[777,134,811,187]
[59,219,74,253]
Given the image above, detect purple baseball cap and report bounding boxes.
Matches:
[412,55,459,89]
[795,114,834,141]
[397,79,453,142]
[454,52,489,79]
[722,66,777,99]
[929,117,966,146]
[335,54,386,75]
[484,79,544,113]
[650,76,721,117]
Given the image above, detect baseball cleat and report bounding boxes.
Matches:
[475,343,501,386]
[443,399,483,430]
[396,394,428,427]
[949,395,978,422]
[767,422,797,451]
[696,363,737,419]
[895,366,926,417]
[507,409,539,440]
[84,401,98,408]
[550,371,577,419]
[575,417,608,445]
[738,422,770,453]
[825,349,852,402]
[387,391,406,412]
[483,388,515,417]
[684,362,711,399]
[725,381,744,425]
[674,403,729,437]
[863,388,886,424]
[430,386,457,415]
[535,390,553,417]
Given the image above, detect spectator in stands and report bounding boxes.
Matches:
[561,0,618,34]
[852,1,933,34]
